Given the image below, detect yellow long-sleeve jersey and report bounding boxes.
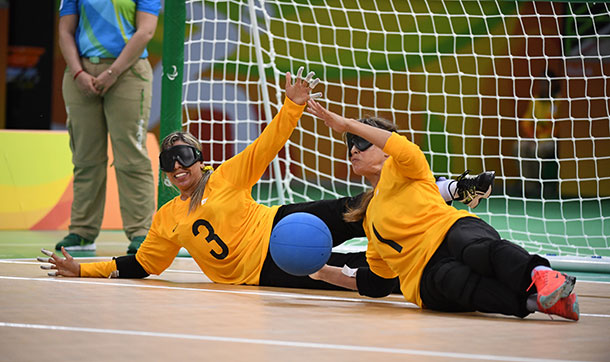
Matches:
[81,97,306,284]
[363,133,476,307]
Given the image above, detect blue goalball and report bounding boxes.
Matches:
[269,212,332,276]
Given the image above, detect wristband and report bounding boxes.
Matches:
[73,69,84,80]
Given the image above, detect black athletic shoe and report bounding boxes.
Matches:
[453,170,495,208]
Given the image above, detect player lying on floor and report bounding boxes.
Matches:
[305,99,579,321]
[38,67,493,294]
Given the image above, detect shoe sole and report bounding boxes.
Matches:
[571,295,580,321]
[59,244,97,252]
[467,172,495,209]
[467,186,492,208]
[539,274,576,310]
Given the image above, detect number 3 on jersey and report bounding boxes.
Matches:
[192,219,229,259]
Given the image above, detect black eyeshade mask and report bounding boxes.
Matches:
[159,145,203,172]
[345,133,373,156]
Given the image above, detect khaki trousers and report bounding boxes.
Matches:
[62,58,155,240]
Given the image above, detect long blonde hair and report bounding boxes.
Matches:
[161,131,213,213]
[343,117,397,222]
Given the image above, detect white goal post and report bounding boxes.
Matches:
[168,0,610,266]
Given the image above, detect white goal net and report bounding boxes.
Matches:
[180,0,610,258]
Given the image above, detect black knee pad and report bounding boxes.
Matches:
[433,260,479,308]
[461,240,495,276]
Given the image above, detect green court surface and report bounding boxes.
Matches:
[0,230,130,259]
[2,229,609,283]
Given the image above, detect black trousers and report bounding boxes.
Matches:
[259,196,370,290]
[419,217,550,318]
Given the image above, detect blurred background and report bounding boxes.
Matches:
[0,0,164,133]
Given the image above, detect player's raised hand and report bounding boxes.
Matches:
[285,66,322,105]
[37,247,81,277]
[307,99,353,134]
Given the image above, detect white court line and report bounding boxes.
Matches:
[583,313,610,318]
[0,242,127,247]
[0,322,588,362]
[0,275,415,307]
[0,275,608,318]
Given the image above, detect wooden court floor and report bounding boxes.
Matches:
[1,253,610,362]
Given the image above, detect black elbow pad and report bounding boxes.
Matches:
[114,255,149,279]
[356,267,397,298]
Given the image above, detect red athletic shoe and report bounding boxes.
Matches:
[528,270,576,310]
[538,293,580,321]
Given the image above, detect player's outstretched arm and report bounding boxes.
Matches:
[310,264,397,298]
[38,247,81,277]
[308,99,391,149]
[307,98,353,132]
[309,265,357,290]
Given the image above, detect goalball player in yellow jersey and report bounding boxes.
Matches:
[38,68,494,293]
[38,68,362,289]
[307,99,579,321]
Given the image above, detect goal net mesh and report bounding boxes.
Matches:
[181,0,610,257]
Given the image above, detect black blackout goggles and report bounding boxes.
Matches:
[345,133,373,157]
[159,145,203,172]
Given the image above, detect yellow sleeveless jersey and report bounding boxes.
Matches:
[81,97,306,284]
[363,133,476,307]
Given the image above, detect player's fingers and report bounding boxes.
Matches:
[285,72,292,89]
[40,264,55,270]
[41,248,54,257]
[295,66,304,81]
[310,92,323,99]
[36,256,52,263]
[48,271,58,277]
[307,99,320,112]
[304,71,315,83]
[309,78,320,89]
[61,246,73,261]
